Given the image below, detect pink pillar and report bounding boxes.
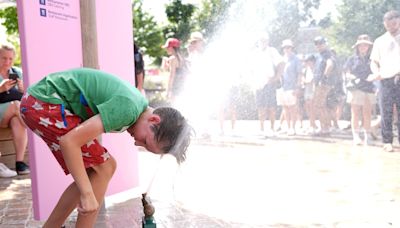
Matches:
[17,0,138,220]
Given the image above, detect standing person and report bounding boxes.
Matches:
[252,33,284,136]
[312,36,338,136]
[162,38,188,103]
[0,43,29,177]
[187,31,205,65]
[369,10,400,152]
[302,54,318,134]
[218,85,240,136]
[326,49,346,131]
[279,39,303,136]
[20,68,192,227]
[344,34,377,145]
[134,43,145,94]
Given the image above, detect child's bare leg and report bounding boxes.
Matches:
[43,182,80,227]
[75,157,116,227]
[43,157,117,228]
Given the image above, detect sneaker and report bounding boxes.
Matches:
[0,163,17,178]
[353,136,363,146]
[287,128,296,136]
[264,129,276,137]
[383,143,394,152]
[312,130,330,137]
[307,127,317,135]
[16,161,30,175]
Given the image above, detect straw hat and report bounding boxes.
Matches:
[188,32,204,43]
[352,34,373,48]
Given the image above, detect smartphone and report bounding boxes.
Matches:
[9,72,19,80]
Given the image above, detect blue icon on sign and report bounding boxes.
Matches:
[40,8,46,17]
[39,0,46,5]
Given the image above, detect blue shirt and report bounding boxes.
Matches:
[282,54,302,90]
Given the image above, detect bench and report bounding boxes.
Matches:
[0,128,29,169]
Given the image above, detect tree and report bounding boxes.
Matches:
[193,0,234,42]
[268,0,320,48]
[133,0,164,63]
[164,0,196,42]
[0,5,18,35]
[0,4,21,66]
[328,0,400,56]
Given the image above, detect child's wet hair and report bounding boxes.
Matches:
[151,107,193,164]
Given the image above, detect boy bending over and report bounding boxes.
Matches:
[20,67,192,227]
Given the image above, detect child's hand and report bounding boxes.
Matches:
[77,192,99,215]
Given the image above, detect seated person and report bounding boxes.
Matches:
[0,43,29,177]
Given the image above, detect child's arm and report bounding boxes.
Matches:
[59,114,105,215]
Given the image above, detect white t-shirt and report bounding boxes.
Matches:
[250,46,283,89]
[370,32,400,79]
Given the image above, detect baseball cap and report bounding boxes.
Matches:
[162,38,181,48]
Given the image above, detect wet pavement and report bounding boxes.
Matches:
[1,120,400,227]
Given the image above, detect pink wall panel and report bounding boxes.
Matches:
[17,0,138,220]
[95,1,138,195]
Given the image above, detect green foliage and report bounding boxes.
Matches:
[0,5,21,66]
[0,6,18,35]
[268,0,320,48]
[193,0,234,41]
[328,0,400,56]
[133,0,164,64]
[164,0,196,42]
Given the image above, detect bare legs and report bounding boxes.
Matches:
[313,85,331,134]
[219,106,237,134]
[0,101,27,162]
[43,156,117,228]
[258,108,276,133]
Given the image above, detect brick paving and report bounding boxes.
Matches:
[0,120,400,227]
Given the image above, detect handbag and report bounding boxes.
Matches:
[346,78,360,91]
[0,87,23,103]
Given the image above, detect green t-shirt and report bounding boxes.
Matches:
[28,68,148,133]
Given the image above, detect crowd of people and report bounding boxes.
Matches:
[156,9,400,153]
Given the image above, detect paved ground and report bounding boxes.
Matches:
[1,120,400,227]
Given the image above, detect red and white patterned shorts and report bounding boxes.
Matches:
[20,94,110,175]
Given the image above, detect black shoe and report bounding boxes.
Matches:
[16,161,30,175]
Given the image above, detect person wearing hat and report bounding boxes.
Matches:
[278,39,302,136]
[188,31,205,57]
[161,38,188,102]
[302,54,318,134]
[344,34,377,145]
[251,33,285,136]
[312,36,340,136]
[369,10,400,152]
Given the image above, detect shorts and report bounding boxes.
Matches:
[313,84,332,109]
[255,84,277,108]
[277,89,297,106]
[20,94,110,175]
[326,85,345,109]
[303,83,314,101]
[346,89,377,106]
